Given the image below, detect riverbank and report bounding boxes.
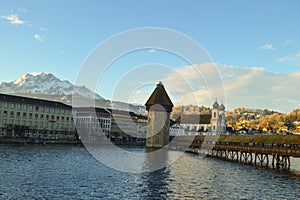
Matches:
[0,138,82,144]
[0,138,145,146]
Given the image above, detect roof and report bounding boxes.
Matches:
[176,135,300,145]
[176,114,212,125]
[219,103,225,111]
[0,93,71,109]
[107,108,138,117]
[213,101,219,109]
[145,82,174,112]
[74,107,111,115]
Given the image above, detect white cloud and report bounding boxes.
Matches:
[158,63,226,107]
[275,56,293,62]
[260,44,276,50]
[1,14,24,25]
[34,34,44,42]
[161,63,299,113]
[40,27,47,31]
[294,51,300,57]
[17,8,28,13]
[128,89,152,104]
[284,40,295,45]
[112,62,299,113]
[274,51,300,62]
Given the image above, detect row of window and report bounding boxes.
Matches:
[1,111,73,121]
[77,117,111,124]
[2,119,73,129]
[183,125,225,131]
[76,118,111,129]
[76,123,110,129]
[0,102,71,115]
[184,125,208,130]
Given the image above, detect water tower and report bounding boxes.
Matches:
[145,82,174,148]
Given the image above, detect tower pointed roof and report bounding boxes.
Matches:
[145,82,174,112]
[213,99,219,109]
[219,102,225,111]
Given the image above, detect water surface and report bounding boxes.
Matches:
[0,144,299,199]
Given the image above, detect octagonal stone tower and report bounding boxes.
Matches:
[145,82,174,148]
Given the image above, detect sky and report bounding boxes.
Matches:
[0,1,300,113]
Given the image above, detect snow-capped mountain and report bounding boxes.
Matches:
[0,72,105,104]
[0,72,147,112]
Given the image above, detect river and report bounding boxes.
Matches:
[0,144,299,199]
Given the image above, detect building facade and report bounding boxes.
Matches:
[137,115,147,142]
[0,93,75,139]
[176,114,212,132]
[171,100,226,136]
[108,109,139,141]
[74,107,111,141]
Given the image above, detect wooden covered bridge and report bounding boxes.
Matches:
[173,135,300,167]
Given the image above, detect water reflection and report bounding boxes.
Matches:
[141,148,170,199]
[141,168,170,199]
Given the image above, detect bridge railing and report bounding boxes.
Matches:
[195,144,300,157]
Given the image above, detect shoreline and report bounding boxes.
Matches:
[0,138,82,145]
[0,138,146,146]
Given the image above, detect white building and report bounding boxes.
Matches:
[74,107,111,141]
[170,100,226,136]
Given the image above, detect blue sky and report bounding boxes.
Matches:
[1,1,300,112]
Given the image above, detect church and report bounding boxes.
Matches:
[173,100,226,135]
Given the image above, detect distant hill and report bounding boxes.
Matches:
[171,105,211,120]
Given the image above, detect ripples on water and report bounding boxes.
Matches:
[0,144,299,200]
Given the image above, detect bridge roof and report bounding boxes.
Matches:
[177,135,300,145]
[217,135,300,145]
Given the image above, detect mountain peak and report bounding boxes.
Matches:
[30,72,50,76]
[0,72,103,101]
[13,72,54,85]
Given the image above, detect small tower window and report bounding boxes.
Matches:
[214,112,216,118]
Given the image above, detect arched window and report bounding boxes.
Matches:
[213,125,215,131]
[214,112,216,118]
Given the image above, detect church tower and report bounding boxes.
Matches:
[145,82,174,148]
[211,99,219,135]
[219,102,226,133]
